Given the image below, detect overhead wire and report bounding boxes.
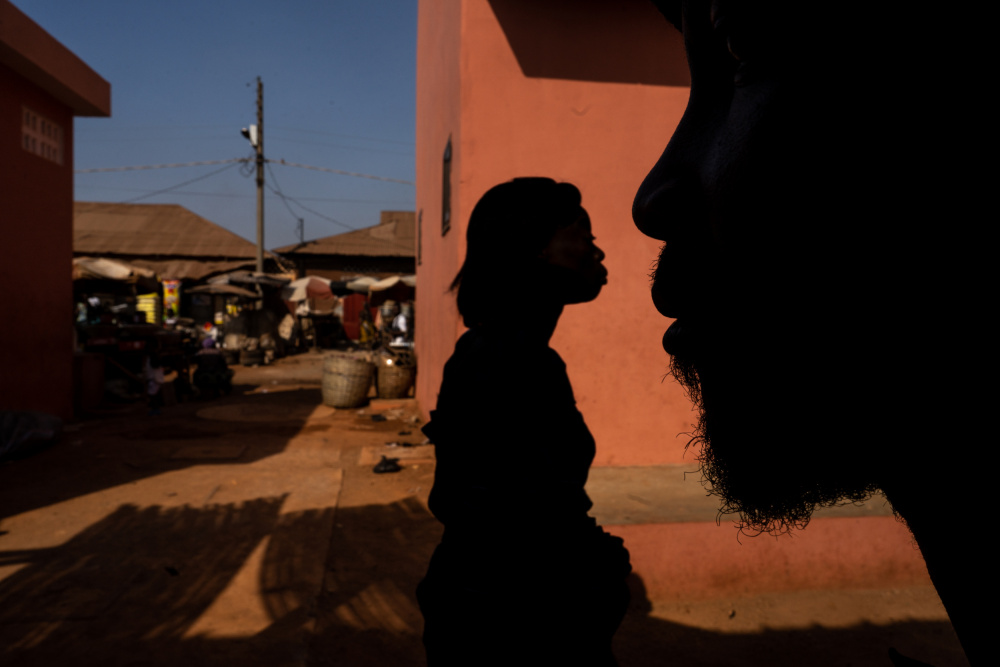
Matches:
[262,171,355,233]
[265,161,320,234]
[75,157,413,185]
[269,125,415,147]
[76,158,248,173]
[73,183,410,204]
[77,157,414,245]
[261,168,413,252]
[268,159,414,185]
[121,161,241,204]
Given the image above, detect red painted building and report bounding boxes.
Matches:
[415,0,693,465]
[1,0,110,418]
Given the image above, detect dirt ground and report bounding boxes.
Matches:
[0,352,968,666]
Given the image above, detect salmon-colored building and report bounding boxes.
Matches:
[1,0,111,419]
[415,0,694,466]
[414,0,936,616]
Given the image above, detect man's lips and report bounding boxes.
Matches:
[662,319,685,356]
[651,242,718,319]
[651,276,681,318]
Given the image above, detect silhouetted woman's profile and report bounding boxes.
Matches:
[417,178,631,666]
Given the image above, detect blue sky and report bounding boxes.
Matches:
[14,0,417,250]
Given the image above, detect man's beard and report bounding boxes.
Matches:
[667,318,881,534]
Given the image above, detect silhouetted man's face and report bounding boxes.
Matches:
[632,1,899,532]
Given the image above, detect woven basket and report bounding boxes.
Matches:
[376,362,416,399]
[322,355,373,408]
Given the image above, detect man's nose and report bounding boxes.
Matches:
[633,116,707,246]
[633,164,702,243]
[633,169,673,242]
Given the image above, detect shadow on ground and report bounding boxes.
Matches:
[311,498,967,667]
[0,497,332,667]
[0,388,323,522]
[0,492,967,667]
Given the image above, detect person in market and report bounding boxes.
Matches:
[192,338,232,397]
[418,177,630,666]
[144,352,165,416]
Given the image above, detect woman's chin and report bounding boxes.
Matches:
[565,284,604,305]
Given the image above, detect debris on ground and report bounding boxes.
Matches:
[0,411,62,461]
[373,455,402,473]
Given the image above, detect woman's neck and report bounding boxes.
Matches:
[475,301,563,347]
[519,302,563,347]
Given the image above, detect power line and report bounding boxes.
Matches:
[269,159,414,185]
[122,162,240,203]
[271,137,413,157]
[271,126,414,146]
[77,156,413,249]
[265,161,314,242]
[74,184,412,204]
[75,157,413,185]
[263,168,354,232]
[76,159,248,173]
[79,124,415,147]
[259,174,414,252]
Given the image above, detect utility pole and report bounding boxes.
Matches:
[255,76,265,277]
[240,78,266,301]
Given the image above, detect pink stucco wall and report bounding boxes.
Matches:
[416,0,695,465]
[414,0,465,425]
[615,516,931,602]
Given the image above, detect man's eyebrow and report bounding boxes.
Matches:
[651,0,683,30]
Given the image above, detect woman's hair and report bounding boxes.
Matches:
[452,178,582,327]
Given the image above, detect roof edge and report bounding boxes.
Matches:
[0,1,110,117]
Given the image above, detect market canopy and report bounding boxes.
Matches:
[368,275,416,307]
[73,257,155,282]
[73,257,160,293]
[208,270,290,288]
[282,276,333,302]
[187,283,258,298]
[345,276,378,292]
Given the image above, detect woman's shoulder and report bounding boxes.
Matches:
[441,329,502,391]
[445,329,561,380]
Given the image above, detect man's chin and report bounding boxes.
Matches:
[698,430,880,533]
[669,344,880,534]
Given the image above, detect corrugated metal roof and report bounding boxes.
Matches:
[126,258,257,282]
[74,202,259,258]
[274,210,415,258]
